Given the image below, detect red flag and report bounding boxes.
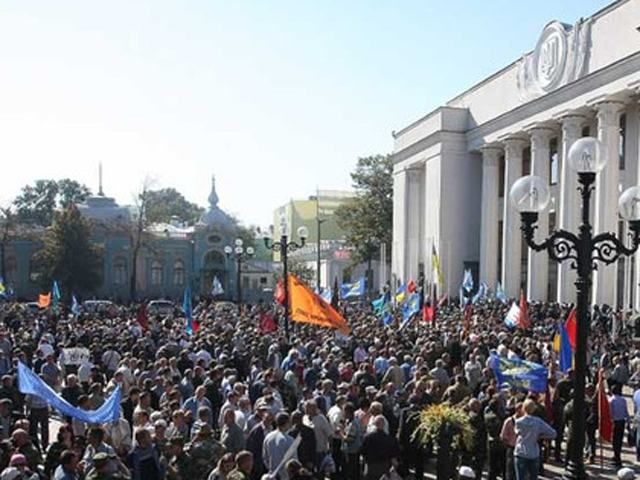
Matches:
[598,369,613,443]
[136,304,149,331]
[564,308,577,351]
[259,312,277,334]
[544,387,554,424]
[274,279,286,305]
[407,280,417,294]
[518,291,530,330]
[423,305,435,323]
[463,305,473,334]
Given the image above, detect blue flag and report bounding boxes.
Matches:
[401,293,421,329]
[495,282,507,305]
[559,324,573,373]
[211,276,224,296]
[320,288,333,304]
[371,294,387,314]
[395,284,407,304]
[71,295,81,316]
[52,280,61,306]
[382,310,394,327]
[340,277,365,299]
[18,362,121,423]
[183,288,194,335]
[472,282,487,304]
[489,353,548,393]
[462,269,474,292]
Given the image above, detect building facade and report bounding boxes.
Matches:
[392,0,640,308]
[2,177,274,303]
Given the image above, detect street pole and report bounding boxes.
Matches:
[282,234,289,339]
[512,137,640,480]
[236,255,242,305]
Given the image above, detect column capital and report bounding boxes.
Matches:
[557,114,586,131]
[502,136,527,159]
[527,126,555,146]
[480,144,502,166]
[592,100,625,126]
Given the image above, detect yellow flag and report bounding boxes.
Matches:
[288,275,350,335]
[38,293,51,309]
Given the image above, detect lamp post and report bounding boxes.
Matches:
[263,219,309,339]
[224,239,254,305]
[510,137,640,480]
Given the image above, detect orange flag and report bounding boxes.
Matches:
[288,274,350,335]
[518,290,530,329]
[38,293,51,309]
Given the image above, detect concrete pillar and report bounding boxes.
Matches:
[479,146,501,288]
[392,167,408,285]
[501,137,527,298]
[593,101,624,306]
[556,115,585,303]
[527,127,554,301]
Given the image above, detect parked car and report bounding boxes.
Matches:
[82,300,116,314]
[147,299,176,316]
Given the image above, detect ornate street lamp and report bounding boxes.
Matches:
[263,218,309,339]
[224,238,255,305]
[509,136,640,480]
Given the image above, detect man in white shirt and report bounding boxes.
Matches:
[303,400,332,469]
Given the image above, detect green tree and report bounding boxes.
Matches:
[287,258,316,285]
[13,179,91,226]
[145,188,205,225]
[0,207,16,281]
[33,206,103,296]
[335,154,393,265]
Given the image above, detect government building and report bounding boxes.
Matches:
[391,0,640,307]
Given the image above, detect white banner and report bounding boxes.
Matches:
[60,347,90,366]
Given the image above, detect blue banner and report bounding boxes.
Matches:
[18,362,121,423]
[489,354,548,393]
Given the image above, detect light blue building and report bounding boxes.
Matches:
[2,177,274,303]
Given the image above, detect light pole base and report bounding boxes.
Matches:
[563,460,587,480]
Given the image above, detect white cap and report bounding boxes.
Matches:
[618,467,636,480]
[459,466,476,478]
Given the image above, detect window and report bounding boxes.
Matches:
[581,126,590,137]
[549,138,559,185]
[498,155,505,198]
[151,260,163,286]
[619,113,626,170]
[113,258,127,285]
[260,276,268,285]
[252,278,258,290]
[242,276,250,289]
[207,235,221,244]
[173,260,185,286]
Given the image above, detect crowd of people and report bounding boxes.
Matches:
[0,296,636,480]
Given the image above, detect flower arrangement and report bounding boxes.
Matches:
[412,403,474,450]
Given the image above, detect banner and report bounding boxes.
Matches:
[489,354,548,393]
[18,362,121,424]
[288,275,350,335]
[60,347,91,366]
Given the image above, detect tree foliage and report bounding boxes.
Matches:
[287,258,316,285]
[33,206,103,296]
[13,179,91,226]
[335,154,393,264]
[145,188,204,225]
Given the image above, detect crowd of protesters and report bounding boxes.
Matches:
[0,296,637,480]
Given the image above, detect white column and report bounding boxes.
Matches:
[392,167,408,285]
[527,127,554,301]
[501,137,526,298]
[556,115,585,303]
[479,146,501,288]
[593,101,624,306]
[405,168,422,282]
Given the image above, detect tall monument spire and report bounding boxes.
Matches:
[98,162,104,197]
[208,175,219,208]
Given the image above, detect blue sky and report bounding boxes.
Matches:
[0,0,610,226]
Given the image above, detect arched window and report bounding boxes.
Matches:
[151,260,163,286]
[113,257,127,285]
[173,259,185,286]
